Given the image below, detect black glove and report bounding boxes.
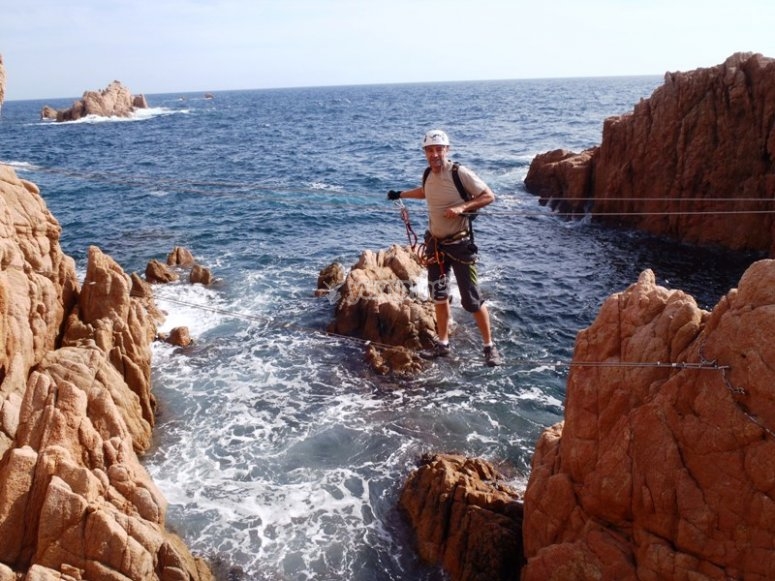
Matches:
[387,190,402,200]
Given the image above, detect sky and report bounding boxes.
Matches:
[2,0,774,101]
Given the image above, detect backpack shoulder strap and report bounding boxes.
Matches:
[422,166,431,188]
[450,162,470,201]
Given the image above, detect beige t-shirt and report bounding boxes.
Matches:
[424,162,487,239]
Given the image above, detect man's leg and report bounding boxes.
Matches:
[473,304,492,345]
[435,299,451,343]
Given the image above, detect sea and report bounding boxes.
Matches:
[0,78,761,580]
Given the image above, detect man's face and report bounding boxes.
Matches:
[424,145,449,172]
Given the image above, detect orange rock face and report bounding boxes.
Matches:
[0,164,212,580]
[325,244,437,373]
[400,454,524,580]
[525,53,775,253]
[523,262,775,580]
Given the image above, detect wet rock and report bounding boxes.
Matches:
[167,246,196,267]
[400,453,525,581]
[145,259,180,283]
[324,245,436,373]
[314,261,345,297]
[190,264,213,285]
[166,326,192,347]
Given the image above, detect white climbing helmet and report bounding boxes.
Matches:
[422,129,450,148]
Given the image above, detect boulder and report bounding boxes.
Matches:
[399,453,525,580]
[314,261,345,297]
[41,81,149,122]
[524,52,775,254]
[167,246,196,267]
[145,259,180,283]
[166,326,192,347]
[324,244,436,373]
[189,264,213,285]
[522,260,775,579]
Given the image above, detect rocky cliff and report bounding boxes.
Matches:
[524,52,775,254]
[41,80,149,122]
[0,164,212,580]
[522,261,775,579]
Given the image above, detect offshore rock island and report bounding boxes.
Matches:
[40,80,149,122]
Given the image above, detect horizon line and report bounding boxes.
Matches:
[3,73,664,104]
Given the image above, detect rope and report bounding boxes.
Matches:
[142,291,775,444]
[157,292,775,440]
[155,296,728,372]
[394,199,427,265]
[13,162,775,217]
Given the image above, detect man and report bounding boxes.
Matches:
[388,129,502,366]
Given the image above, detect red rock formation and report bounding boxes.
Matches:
[0,164,212,579]
[146,258,180,283]
[523,261,775,579]
[41,80,149,122]
[524,52,775,254]
[323,244,437,373]
[167,246,196,268]
[399,454,524,581]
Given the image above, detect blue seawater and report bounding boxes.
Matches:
[0,79,759,580]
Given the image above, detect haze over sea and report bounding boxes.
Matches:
[0,78,760,579]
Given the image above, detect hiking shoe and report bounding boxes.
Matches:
[420,341,451,360]
[483,345,502,367]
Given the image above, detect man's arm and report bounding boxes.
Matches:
[445,186,495,218]
[399,186,425,199]
[388,186,425,200]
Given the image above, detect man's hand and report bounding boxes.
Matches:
[387,190,402,200]
[444,205,465,218]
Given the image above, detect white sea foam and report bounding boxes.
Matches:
[154,280,226,336]
[307,181,344,192]
[0,160,39,172]
[39,106,184,125]
[516,385,563,410]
